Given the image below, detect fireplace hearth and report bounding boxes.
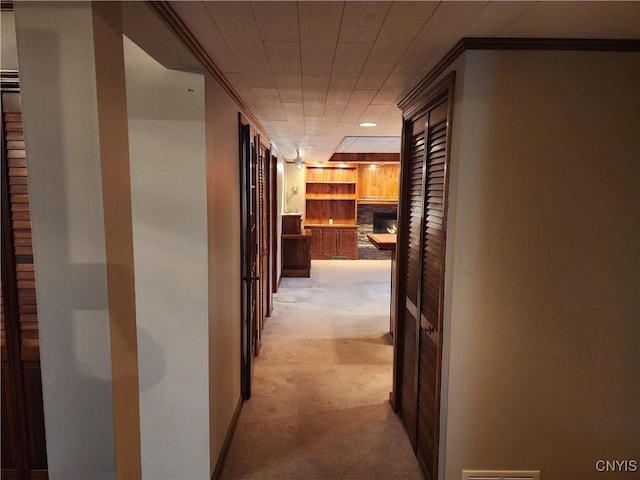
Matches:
[357,204,398,259]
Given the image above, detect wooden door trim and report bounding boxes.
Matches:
[270,153,278,294]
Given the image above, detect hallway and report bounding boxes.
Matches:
[220,260,423,479]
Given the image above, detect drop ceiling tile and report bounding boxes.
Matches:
[264,41,303,102]
[326,43,372,104]
[464,1,537,37]
[323,103,347,123]
[224,72,261,110]
[299,1,343,76]
[283,103,304,123]
[169,1,240,72]
[341,90,378,122]
[265,106,287,122]
[302,75,330,117]
[359,104,392,124]
[355,2,439,90]
[204,2,276,88]
[254,87,281,105]
[499,1,640,38]
[339,2,391,44]
[304,116,323,135]
[250,1,299,42]
[171,0,637,162]
[266,120,290,134]
[415,1,489,44]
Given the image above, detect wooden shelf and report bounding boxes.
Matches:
[307,194,356,200]
[306,181,356,185]
[305,164,358,230]
[357,198,398,205]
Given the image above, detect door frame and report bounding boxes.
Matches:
[239,114,254,399]
[392,72,456,479]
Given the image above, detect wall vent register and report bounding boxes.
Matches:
[462,470,540,480]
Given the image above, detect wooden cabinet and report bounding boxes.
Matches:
[338,227,358,258]
[281,234,311,277]
[309,228,323,256]
[306,226,358,260]
[282,213,303,234]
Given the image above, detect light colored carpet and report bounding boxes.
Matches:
[220,260,424,480]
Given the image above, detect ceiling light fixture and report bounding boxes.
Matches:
[294,149,303,170]
[359,122,377,127]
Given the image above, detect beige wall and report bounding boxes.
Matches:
[1,10,18,70]
[205,72,243,475]
[14,2,120,476]
[284,163,306,217]
[125,36,209,479]
[14,2,247,476]
[443,50,640,479]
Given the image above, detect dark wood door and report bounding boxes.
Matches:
[239,116,255,399]
[258,142,271,324]
[1,83,48,480]
[322,229,338,257]
[262,147,274,315]
[310,228,322,256]
[394,73,454,480]
[338,228,358,259]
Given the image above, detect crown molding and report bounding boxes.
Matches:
[399,37,640,111]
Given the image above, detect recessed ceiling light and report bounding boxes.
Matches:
[359,122,377,127]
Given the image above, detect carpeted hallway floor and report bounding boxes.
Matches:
[220,260,424,480]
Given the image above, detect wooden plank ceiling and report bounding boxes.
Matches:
[168,1,640,162]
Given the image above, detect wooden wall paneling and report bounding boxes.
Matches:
[357,163,400,200]
[329,152,400,163]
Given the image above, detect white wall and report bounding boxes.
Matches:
[204,72,243,475]
[443,50,640,479]
[124,37,209,479]
[14,3,117,477]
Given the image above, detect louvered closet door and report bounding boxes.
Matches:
[395,73,453,480]
[415,100,449,476]
[397,115,427,444]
